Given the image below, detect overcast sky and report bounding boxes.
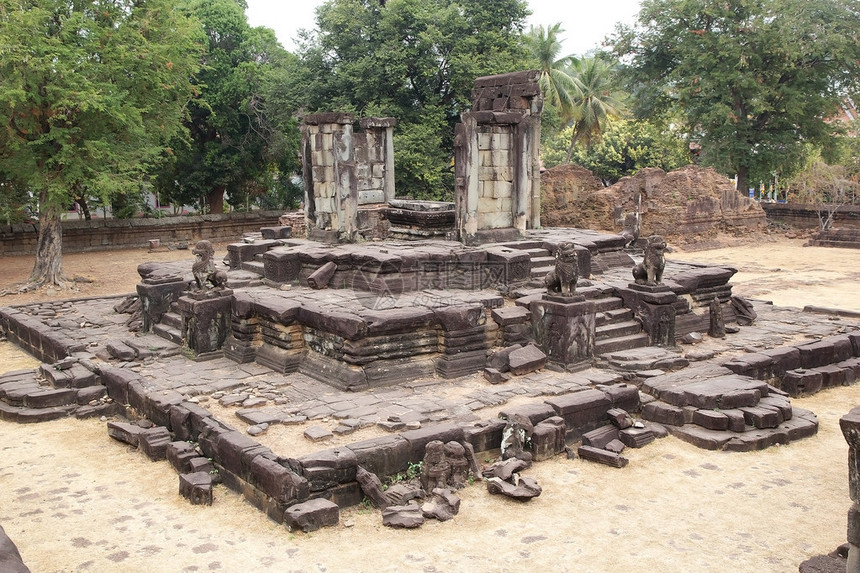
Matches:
[245,0,642,56]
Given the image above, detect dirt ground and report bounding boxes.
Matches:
[1,235,859,572]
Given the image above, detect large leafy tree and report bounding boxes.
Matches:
[293,0,530,199]
[0,0,200,288]
[544,119,691,183]
[154,0,299,214]
[614,0,860,193]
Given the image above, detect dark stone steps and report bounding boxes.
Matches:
[596,320,642,340]
[153,323,184,345]
[594,333,649,355]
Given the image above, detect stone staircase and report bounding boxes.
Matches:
[153,302,184,346]
[592,294,649,355]
[0,361,116,422]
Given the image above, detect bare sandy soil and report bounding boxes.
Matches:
[0,236,858,572]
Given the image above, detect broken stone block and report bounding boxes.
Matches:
[486,344,522,372]
[285,498,340,532]
[179,471,213,506]
[508,344,546,376]
[619,427,655,448]
[421,488,460,521]
[166,441,199,473]
[385,483,424,506]
[307,261,337,290]
[482,458,530,481]
[582,425,619,450]
[485,476,542,501]
[531,417,566,461]
[106,421,145,447]
[483,367,510,385]
[382,504,424,528]
[577,445,629,468]
[605,439,626,454]
[607,408,633,429]
[139,426,172,461]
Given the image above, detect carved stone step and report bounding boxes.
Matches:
[590,296,624,313]
[521,247,551,258]
[153,323,184,345]
[594,333,649,355]
[596,307,634,326]
[596,320,642,340]
[240,260,265,275]
[160,311,183,330]
[530,256,555,266]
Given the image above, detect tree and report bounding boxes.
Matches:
[525,24,579,120]
[565,56,627,162]
[614,0,860,194]
[787,159,859,230]
[0,0,200,288]
[293,0,530,199]
[543,119,691,183]
[153,0,298,215]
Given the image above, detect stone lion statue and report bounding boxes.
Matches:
[192,240,227,290]
[632,235,667,286]
[545,242,579,296]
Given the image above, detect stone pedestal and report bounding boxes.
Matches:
[178,289,234,360]
[137,279,187,333]
[529,294,596,371]
[840,407,860,571]
[617,283,677,347]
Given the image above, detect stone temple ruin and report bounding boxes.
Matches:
[2,71,860,551]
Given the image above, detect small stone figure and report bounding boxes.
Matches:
[709,297,726,338]
[545,242,579,296]
[632,235,667,286]
[444,441,469,489]
[421,440,451,492]
[191,240,227,290]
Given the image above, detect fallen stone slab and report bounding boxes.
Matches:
[106,421,145,447]
[179,471,213,506]
[285,498,340,532]
[577,445,629,468]
[485,476,542,501]
[508,344,546,376]
[482,458,530,481]
[382,504,424,528]
[304,426,333,442]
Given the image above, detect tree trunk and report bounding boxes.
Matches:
[76,196,91,220]
[29,191,65,287]
[207,186,225,214]
[736,166,750,197]
[564,130,581,164]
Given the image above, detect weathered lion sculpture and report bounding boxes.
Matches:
[192,240,227,290]
[632,235,667,286]
[545,242,579,296]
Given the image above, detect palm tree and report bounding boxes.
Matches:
[565,56,627,163]
[525,24,580,120]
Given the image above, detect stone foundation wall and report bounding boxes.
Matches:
[0,211,284,256]
[762,203,860,230]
